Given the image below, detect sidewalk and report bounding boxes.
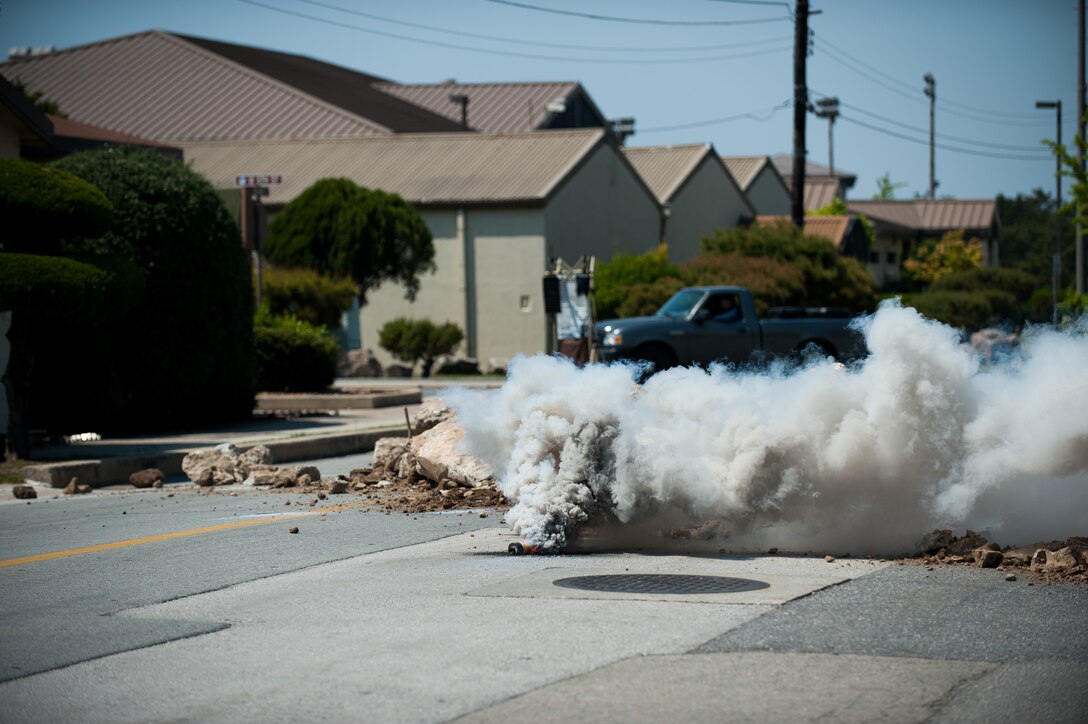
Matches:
[19,377,501,489]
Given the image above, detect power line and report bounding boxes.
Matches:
[484,0,790,26]
[639,98,792,132]
[816,36,1045,120]
[809,94,1049,153]
[838,115,1051,161]
[291,0,792,53]
[236,0,792,64]
[814,39,1059,128]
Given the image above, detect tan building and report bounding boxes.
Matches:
[847,199,1001,286]
[722,155,791,216]
[623,144,754,263]
[185,130,661,366]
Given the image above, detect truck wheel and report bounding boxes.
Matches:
[631,345,675,380]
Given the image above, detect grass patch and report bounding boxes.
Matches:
[0,459,34,485]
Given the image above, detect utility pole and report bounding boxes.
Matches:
[814,97,839,176]
[1078,0,1085,295]
[1037,100,1062,324]
[924,73,936,199]
[791,0,813,228]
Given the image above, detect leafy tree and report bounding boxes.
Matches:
[996,189,1075,289]
[873,172,907,200]
[261,266,356,329]
[49,147,254,432]
[266,178,435,304]
[903,229,983,286]
[811,197,875,246]
[702,222,877,312]
[593,245,680,319]
[378,318,464,378]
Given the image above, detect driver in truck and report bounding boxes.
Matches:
[706,295,741,323]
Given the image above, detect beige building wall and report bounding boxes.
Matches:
[359,210,466,368]
[868,236,903,286]
[0,112,20,158]
[470,209,547,364]
[359,208,549,368]
[744,168,791,216]
[664,157,751,264]
[544,143,660,263]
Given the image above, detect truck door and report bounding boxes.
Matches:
[683,293,757,364]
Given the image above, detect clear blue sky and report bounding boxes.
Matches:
[0,0,1077,201]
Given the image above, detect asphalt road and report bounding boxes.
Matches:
[1,457,1086,722]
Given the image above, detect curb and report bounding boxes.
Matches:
[22,426,403,489]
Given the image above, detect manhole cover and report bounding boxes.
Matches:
[552,574,769,595]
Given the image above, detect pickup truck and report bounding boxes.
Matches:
[594,286,863,371]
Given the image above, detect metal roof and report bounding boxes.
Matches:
[373,81,587,133]
[177,34,466,134]
[622,144,714,203]
[847,199,998,234]
[182,129,608,207]
[721,155,769,191]
[771,154,857,186]
[754,215,854,250]
[0,30,390,143]
[803,178,842,210]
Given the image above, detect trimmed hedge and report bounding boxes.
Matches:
[902,290,1021,331]
[0,158,112,253]
[0,252,143,321]
[40,147,255,431]
[261,266,357,329]
[378,317,464,378]
[254,313,338,391]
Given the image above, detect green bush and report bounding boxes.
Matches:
[261,266,357,329]
[0,253,143,321]
[0,158,113,253]
[902,290,1007,331]
[594,245,680,319]
[701,221,877,312]
[680,253,806,316]
[378,318,464,378]
[612,277,687,318]
[43,147,255,431]
[254,312,338,391]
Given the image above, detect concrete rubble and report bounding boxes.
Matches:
[173,401,505,512]
[917,528,1088,583]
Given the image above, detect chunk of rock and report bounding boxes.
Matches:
[409,419,493,487]
[63,478,92,495]
[373,438,410,469]
[975,549,1004,568]
[245,464,280,486]
[129,468,165,489]
[338,348,383,378]
[12,485,37,499]
[411,398,454,435]
[325,478,349,495]
[1032,547,1079,572]
[182,443,240,483]
[236,445,272,477]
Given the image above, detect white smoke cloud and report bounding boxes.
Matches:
[448,301,1088,554]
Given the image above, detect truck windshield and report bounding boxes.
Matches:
[656,289,705,319]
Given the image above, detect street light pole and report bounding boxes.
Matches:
[924,74,936,199]
[814,97,839,176]
[1037,100,1063,324]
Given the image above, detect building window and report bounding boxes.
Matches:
[869,251,880,264]
[886,251,897,265]
[519,295,532,312]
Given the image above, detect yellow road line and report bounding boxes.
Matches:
[0,500,373,569]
